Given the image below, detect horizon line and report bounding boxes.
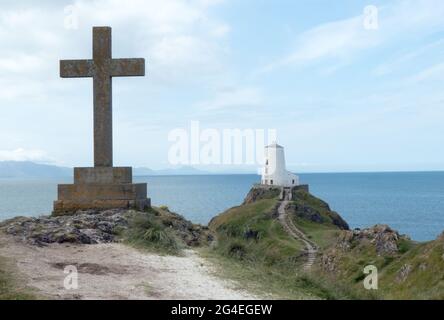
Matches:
[2,160,444,176]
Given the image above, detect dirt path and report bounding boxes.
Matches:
[0,234,261,300]
[278,198,318,271]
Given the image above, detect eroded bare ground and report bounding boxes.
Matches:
[0,234,261,300]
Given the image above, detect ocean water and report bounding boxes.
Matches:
[0,172,443,241]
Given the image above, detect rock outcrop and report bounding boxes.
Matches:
[0,208,209,247]
[286,202,349,230]
[0,210,125,245]
[336,224,404,256]
[320,225,409,275]
[287,189,350,230]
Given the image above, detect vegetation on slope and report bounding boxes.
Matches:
[209,187,444,300]
[119,207,211,255]
[378,235,444,299]
[210,199,304,266]
[0,206,210,256]
[288,189,349,231]
[209,189,367,299]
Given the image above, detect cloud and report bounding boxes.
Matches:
[0,0,230,99]
[196,87,264,110]
[0,0,232,166]
[259,0,444,74]
[272,18,375,71]
[404,62,444,84]
[258,15,378,73]
[373,39,444,76]
[0,148,52,162]
[70,0,230,84]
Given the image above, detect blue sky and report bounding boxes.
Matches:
[0,0,444,172]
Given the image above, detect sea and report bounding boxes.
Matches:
[0,172,444,242]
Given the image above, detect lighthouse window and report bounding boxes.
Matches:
[270,180,274,185]
[292,180,295,184]
[266,160,269,165]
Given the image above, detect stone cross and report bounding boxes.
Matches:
[60,27,145,167]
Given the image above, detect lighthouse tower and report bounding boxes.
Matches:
[261,143,299,187]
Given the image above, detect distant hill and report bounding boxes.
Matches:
[0,161,72,179]
[0,162,210,179]
[134,166,210,176]
[132,167,156,176]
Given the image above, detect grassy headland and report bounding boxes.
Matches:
[208,186,444,300]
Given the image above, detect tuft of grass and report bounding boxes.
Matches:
[291,218,340,250]
[398,238,415,254]
[227,242,247,260]
[122,213,182,255]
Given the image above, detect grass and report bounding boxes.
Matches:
[211,199,305,265]
[377,240,444,299]
[200,248,313,299]
[0,256,39,300]
[210,188,444,300]
[209,198,371,300]
[292,218,340,250]
[311,229,444,300]
[290,189,348,229]
[201,247,370,300]
[121,211,183,256]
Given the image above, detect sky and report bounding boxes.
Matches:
[0,0,444,173]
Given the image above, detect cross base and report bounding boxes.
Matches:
[53,199,151,216]
[53,167,151,216]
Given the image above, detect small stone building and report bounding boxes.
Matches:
[261,142,299,187]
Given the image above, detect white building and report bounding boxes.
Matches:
[261,142,299,187]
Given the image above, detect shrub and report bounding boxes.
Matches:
[124,213,181,255]
[228,242,247,260]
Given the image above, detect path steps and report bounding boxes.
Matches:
[277,190,318,271]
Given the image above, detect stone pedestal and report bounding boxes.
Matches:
[53,167,150,215]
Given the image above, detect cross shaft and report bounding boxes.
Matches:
[60,27,145,167]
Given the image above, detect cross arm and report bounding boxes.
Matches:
[111,58,145,77]
[60,59,95,78]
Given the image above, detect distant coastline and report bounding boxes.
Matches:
[2,160,444,179]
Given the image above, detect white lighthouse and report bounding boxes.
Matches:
[261,142,299,187]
